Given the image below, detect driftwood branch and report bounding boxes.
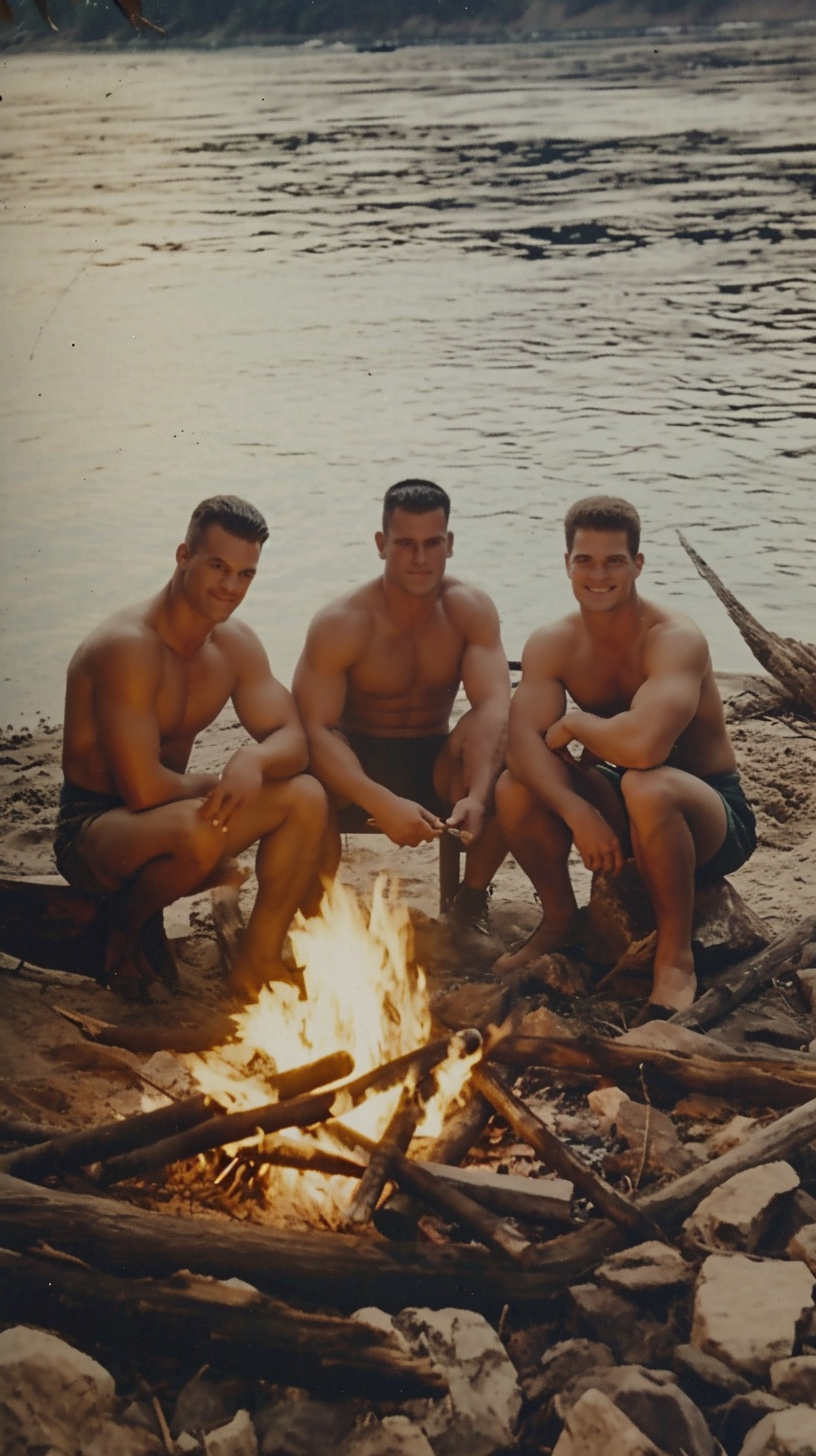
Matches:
[346,1078,430,1227]
[0,1248,445,1397]
[677,531,816,715]
[472,1065,661,1242]
[386,1149,531,1260]
[671,914,816,1032]
[490,1026,816,1109]
[0,1095,222,1182]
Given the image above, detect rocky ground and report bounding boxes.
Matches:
[1,671,816,1455]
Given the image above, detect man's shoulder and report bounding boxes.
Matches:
[76,606,162,669]
[304,583,379,655]
[522,614,582,667]
[440,577,501,629]
[642,601,710,664]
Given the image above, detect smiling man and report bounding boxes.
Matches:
[493,495,756,1018]
[55,495,326,1000]
[293,479,510,947]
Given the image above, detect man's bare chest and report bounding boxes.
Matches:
[565,651,646,716]
[350,624,462,701]
[156,646,235,743]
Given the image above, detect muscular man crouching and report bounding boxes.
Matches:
[55,495,327,999]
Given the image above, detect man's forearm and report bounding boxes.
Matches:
[560,709,658,769]
[461,704,507,805]
[507,730,589,831]
[242,724,309,781]
[307,729,396,815]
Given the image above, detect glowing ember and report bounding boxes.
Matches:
[189,876,477,1225]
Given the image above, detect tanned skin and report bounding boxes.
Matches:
[494,526,738,1013]
[292,506,510,890]
[62,523,327,999]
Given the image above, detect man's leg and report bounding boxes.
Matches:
[492,764,629,973]
[620,767,728,1013]
[81,775,327,996]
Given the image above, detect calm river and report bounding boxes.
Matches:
[1,27,815,727]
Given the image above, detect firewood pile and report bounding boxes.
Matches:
[3,900,816,1456]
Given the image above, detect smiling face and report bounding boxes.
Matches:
[376,506,453,597]
[176,523,261,624]
[566,527,643,614]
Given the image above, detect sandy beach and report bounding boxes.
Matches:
[1,669,814,1142]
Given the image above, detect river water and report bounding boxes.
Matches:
[1,28,815,728]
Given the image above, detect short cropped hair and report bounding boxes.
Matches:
[564,495,641,558]
[382,479,451,533]
[186,496,269,552]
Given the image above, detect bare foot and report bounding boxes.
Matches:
[493,915,581,976]
[648,957,697,1015]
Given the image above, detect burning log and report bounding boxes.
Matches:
[384,1149,532,1259]
[0,1052,353,1186]
[671,914,816,1033]
[94,1033,480,1186]
[472,1065,662,1242]
[0,1248,446,1398]
[677,531,816,716]
[374,1081,495,1240]
[490,1029,816,1108]
[346,1076,434,1227]
[0,1095,222,1183]
[245,1139,368,1180]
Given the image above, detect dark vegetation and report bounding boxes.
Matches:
[3,0,816,45]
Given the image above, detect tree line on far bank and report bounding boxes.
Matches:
[5,0,814,45]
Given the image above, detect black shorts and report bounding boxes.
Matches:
[593,764,757,883]
[54,779,125,897]
[337,732,450,833]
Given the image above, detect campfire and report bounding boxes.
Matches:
[187,875,479,1225]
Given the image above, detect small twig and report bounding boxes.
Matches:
[633,1065,652,1192]
[151,1395,174,1456]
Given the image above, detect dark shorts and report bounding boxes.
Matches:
[593,764,757,883]
[337,732,450,833]
[54,780,125,897]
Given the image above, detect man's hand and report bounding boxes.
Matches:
[568,799,625,876]
[544,714,579,759]
[372,795,445,848]
[200,751,264,833]
[446,794,483,845]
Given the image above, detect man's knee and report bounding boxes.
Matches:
[495,769,532,827]
[279,773,328,839]
[165,803,224,878]
[620,767,676,824]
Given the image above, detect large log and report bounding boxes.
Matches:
[490,1027,816,1109]
[0,1248,445,1398]
[677,531,816,715]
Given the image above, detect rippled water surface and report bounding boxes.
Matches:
[1,30,815,725]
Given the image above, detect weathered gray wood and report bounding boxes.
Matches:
[0,1248,445,1397]
[420,1164,574,1225]
[672,914,816,1032]
[677,532,816,715]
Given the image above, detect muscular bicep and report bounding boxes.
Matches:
[92,637,165,806]
[508,632,569,738]
[292,620,353,734]
[231,631,301,741]
[457,594,511,712]
[627,631,707,759]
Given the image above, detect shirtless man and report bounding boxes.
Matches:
[55,496,327,999]
[494,495,756,1018]
[293,479,510,943]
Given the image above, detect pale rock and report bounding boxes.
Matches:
[555,1364,715,1456]
[337,1413,436,1455]
[0,1325,115,1456]
[86,1423,163,1455]
[671,1344,752,1408]
[683,1162,799,1253]
[519,1005,575,1039]
[706,1115,759,1156]
[551,1386,671,1455]
[787,1221,816,1274]
[794,967,816,1013]
[568,1284,673,1366]
[769,1354,816,1404]
[596,1241,693,1295]
[604,1100,695,1179]
[739,1405,816,1455]
[523,1338,615,1408]
[177,1436,202,1454]
[718,1392,790,1455]
[691,1253,815,1378]
[255,1390,359,1455]
[587,1085,630,1133]
[393,1307,521,1456]
[171,1374,244,1438]
[204,1411,258,1456]
[586,863,768,971]
[352,1306,412,1352]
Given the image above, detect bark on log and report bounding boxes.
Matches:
[671,914,816,1032]
[386,1149,531,1260]
[677,531,816,715]
[374,1082,495,1240]
[96,1035,479,1185]
[490,1027,816,1108]
[0,1095,223,1181]
[0,1248,446,1398]
[346,1079,428,1227]
[472,1065,661,1241]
